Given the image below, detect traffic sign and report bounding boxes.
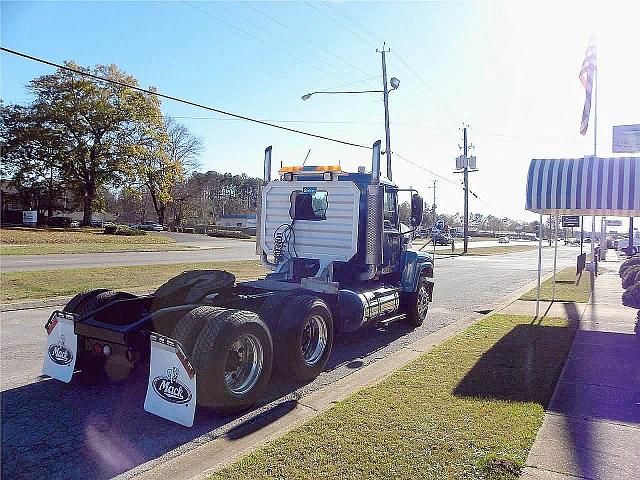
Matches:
[561,216,580,228]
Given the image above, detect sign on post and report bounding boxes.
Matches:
[605,219,622,227]
[613,124,640,153]
[561,215,580,228]
[22,210,37,225]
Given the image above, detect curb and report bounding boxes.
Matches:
[128,270,556,480]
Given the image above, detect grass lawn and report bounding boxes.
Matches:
[0,227,192,255]
[1,260,266,303]
[520,266,591,303]
[211,314,575,480]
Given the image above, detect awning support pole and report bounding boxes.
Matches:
[536,213,543,318]
[552,216,558,301]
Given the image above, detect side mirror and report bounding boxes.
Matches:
[410,194,424,227]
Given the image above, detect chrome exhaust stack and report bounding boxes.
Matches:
[361,141,383,280]
[256,146,272,256]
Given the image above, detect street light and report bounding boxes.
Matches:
[301,89,388,101]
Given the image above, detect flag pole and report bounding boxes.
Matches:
[593,64,598,156]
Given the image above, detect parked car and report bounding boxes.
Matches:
[497,236,509,244]
[48,216,72,228]
[70,220,80,228]
[135,221,164,232]
[434,233,452,245]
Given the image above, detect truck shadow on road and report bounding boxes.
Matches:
[1,320,420,480]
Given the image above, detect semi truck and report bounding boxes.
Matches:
[42,140,434,426]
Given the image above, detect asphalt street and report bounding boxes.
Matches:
[1,247,581,479]
[0,233,543,272]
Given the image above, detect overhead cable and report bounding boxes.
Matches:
[0,47,372,150]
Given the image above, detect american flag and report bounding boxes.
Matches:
[579,37,597,135]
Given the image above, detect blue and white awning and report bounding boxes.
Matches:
[525,156,640,215]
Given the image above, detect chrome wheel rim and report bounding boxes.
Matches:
[224,334,263,395]
[417,285,429,319]
[301,314,328,366]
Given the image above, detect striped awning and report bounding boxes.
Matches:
[525,156,640,215]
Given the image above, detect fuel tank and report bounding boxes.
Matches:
[338,285,400,333]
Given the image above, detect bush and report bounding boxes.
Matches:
[103,224,146,236]
[622,282,640,309]
[619,257,640,277]
[622,266,640,288]
[207,229,250,239]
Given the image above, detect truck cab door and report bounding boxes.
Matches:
[382,186,401,274]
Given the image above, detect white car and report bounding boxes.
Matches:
[135,221,164,232]
[498,236,509,244]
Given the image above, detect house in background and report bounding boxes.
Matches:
[218,214,256,229]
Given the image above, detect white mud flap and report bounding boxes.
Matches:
[42,311,78,383]
[144,333,197,427]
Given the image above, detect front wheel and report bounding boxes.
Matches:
[402,276,430,328]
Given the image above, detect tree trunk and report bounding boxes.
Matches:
[82,196,93,226]
[157,204,165,226]
[81,183,96,227]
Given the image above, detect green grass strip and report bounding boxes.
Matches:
[211,314,575,480]
[1,260,266,303]
[520,266,591,303]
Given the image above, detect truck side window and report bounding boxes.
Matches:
[290,190,328,221]
[383,188,398,228]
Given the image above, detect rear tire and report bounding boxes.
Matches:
[63,289,110,314]
[274,295,333,382]
[402,276,430,328]
[78,290,137,316]
[70,290,136,381]
[257,292,291,330]
[191,310,272,415]
[170,306,225,356]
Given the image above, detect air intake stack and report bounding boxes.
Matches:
[362,140,383,280]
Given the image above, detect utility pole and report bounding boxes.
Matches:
[378,43,392,181]
[453,125,477,254]
[463,127,469,253]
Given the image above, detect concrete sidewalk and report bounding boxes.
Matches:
[520,267,640,480]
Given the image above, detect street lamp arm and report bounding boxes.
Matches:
[301,89,385,100]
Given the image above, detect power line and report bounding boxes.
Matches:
[388,51,459,122]
[244,2,373,78]
[181,1,343,81]
[303,1,378,50]
[209,1,355,79]
[391,151,505,218]
[0,47,372,150]
[321,1,384,45]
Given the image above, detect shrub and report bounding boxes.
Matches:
[207,229,250,239]
[622,282,640,309]
[103,224,146,236]
[622,265,640,289]
[619,257,640,277]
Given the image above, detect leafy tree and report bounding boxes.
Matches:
[23,62,162,225]
[1,103,70,219]
[130,116,202,225]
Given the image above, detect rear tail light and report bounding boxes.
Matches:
[92,343,103,355]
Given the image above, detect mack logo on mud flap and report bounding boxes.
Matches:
[152,367,192,404]
[48,334,73,366]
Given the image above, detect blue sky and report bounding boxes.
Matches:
[2,1,639,224]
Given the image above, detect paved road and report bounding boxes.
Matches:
[1,247,580,479]
[0,234,547,272]
[0,237,257,272]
